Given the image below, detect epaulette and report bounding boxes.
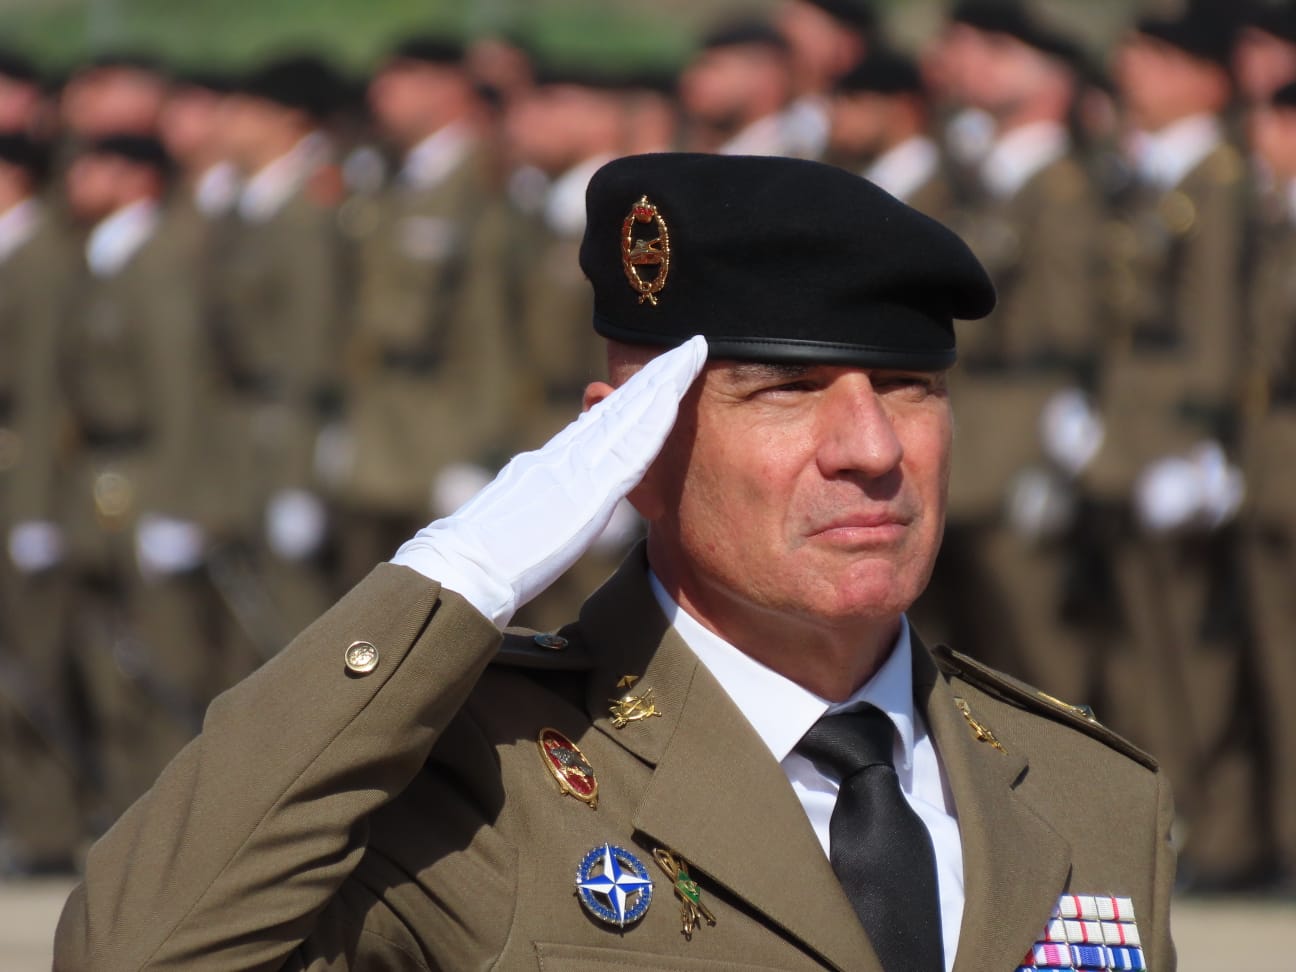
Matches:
[492,627,595,671]
[932,644,1158,771]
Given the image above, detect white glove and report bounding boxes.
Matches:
[1005,466,1076,541]
[1040,388,1104,477]
[7,520,65,574]
[590,498,643,555]
[1134,441,1244,533]
[266,489,329,561]
[135,514,205,580]
[393,335,708,626]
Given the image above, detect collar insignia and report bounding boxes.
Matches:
[537,728,598,809]
[621,194,671,306]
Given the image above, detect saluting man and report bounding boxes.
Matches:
[56,154,1174,972]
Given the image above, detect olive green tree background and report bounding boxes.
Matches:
[0,0,1143,75]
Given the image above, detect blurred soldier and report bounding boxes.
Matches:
[158,71,240,235]
[60,53,166,139]
[826,47,953,219]
[620,68,682,156]
[1240,79,1296,889]
[210,55,347,644]
[679,21,804,156]
[42,136,215,824]
[332,38,512,588]
[0,48,48,135]
[1077,11,1256,886]
[501,65,640,629]
[932,4,1103,706]
[774,0,877,159]
[1234,3,1296,106]
[0,133,82,874]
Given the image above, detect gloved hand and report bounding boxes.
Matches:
[1040,388,1104,477]
[393,335,708,626]
[1134,441,1244,534]
[136,514,206,580]
[7,520,64,574]
[266,489,329,561]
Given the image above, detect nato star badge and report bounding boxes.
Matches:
[575,843,654,927]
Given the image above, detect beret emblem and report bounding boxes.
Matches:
[620,194,671,306]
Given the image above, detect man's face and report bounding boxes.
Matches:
[635,360,952,634]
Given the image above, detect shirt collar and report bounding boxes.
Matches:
[980,120,1069,200]
[865,135,940,204]
[85,199,159,278]
[544,152,614,237]
[0,198,40,264]
[238,132,328,222]
[648,570,916,775]
[400,122,473,191]
[1130,113,1223,191]
[195,160,240,217]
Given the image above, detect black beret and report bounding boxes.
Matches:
[951,1,1080,64]
[389,36,466,66]
[835,47,924,95]
[1247,4,1296,44]
[580,153,995,370]
[0,133,45,175]
[239,54,344,119]
[532,61,632,91]
[799,0,878,34]
[0,48,39,84]
[83,134,171,171]
[1134,13,1235,66]
[700,20,790,54]
[1273,78,1296,107]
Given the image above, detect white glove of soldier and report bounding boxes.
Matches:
[1040,388,1105,477]
[135,514,206,580]
[1134,441,1244,533]
[266,489,329,561]
[393,335,708,627]
[7,520,65,574]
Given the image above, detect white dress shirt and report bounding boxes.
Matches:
[86,199,160,278]
[543,153,615,238]
[865,135,941,204]
[400,122,473,192]
[1128,113,1223,192]
[980,120,1070,201]
[649,573,965,970]
[0,197,40,264]
[238,132,330,223]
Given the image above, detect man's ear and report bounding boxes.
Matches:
[582,381,615,413]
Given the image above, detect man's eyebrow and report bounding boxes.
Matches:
[721,362,813,382]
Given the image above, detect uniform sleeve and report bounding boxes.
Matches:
[1147,771,1177,972]
[53,563,502,971]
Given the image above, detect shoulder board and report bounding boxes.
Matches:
[493,627,595,672]
[932,644,1158,771]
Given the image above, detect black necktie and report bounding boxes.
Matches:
[797,707,944,972]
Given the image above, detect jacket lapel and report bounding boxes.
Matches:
[577,550,880,972]
[912,640,1072,972]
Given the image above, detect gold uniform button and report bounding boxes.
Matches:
[532,633,568,651]
[345,640,379,674]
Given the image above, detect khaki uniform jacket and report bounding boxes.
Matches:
[56,547,1175,971]
[208,187,344,532]
[1088,143,1247,501]
[336,145,512,513]
[948,155,1099,520]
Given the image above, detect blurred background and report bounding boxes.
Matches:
[0,0,1294,964]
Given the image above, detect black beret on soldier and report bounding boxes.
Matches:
[389,36,466,67]
[951,0,1080,64]
[835,47,924,95]
[240,54,343,119]
[580,153,995,370]
[1134,11,1235,66]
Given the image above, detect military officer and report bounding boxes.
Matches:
[57,154,1174,972]
[926,4,1103,705]
[1239,78,1296,889]
[0,133,82,874]
[331,37,513,589]
[1072,11,1255,886]
[209,55,347,644]
[41,135,216,823]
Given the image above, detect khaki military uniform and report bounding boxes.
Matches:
[56,547,1175,971]
[0,207,82,867]
[332,138,512,587]
[1238,195,1296,878]
[937,152,1101,704]
[1091,141,1255,881]
[41,205,221,823]
[209,176,345,642]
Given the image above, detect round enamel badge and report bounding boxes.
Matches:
[575,843,654,927]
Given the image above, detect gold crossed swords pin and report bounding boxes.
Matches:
[610,675,663,728]
[653,848,716,940]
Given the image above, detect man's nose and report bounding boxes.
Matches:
[816,375,904,479]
